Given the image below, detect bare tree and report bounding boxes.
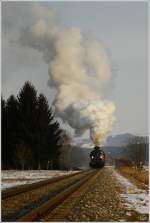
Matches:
[59,131,72,170]
[128,136,146,171]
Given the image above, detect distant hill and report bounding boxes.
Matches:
[103,144,148,165]
[76,133,148,148]
[105,133,148,147]
[69,133,149,168]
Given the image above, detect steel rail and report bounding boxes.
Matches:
[2,170,85,199]
[17,170,98,222]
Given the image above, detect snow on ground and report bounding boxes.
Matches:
[143,165,149,172]
[1,170,79,190]
[113,170,149,215]
[1,179,41,190]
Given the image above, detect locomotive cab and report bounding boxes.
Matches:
[90,146,105,168]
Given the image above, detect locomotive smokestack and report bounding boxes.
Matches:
[19,4,116,144]
[94,145,100,150]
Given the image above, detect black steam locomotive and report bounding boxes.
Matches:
[90,146,105,168]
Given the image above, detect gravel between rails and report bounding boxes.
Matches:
[42,167,126,222]
[66,167,126,221]
[2,171,90,221]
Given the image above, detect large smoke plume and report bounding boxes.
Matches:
[20,4,116,145]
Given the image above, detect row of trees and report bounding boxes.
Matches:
[114,136,148,171]
[2,81,67,170]
[128,136,148,170]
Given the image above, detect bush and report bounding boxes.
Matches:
[119,166,149,185]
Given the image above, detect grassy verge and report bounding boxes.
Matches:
[118,166,149,187]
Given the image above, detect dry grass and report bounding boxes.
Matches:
[118,166,149,185]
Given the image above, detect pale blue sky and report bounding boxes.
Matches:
[2,1,148,137]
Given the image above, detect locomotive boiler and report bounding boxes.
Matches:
[90,146,105,168]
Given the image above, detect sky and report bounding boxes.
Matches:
[2,1,148,138]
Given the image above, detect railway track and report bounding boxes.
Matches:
[2,170,82,199]
[2,169,98,222]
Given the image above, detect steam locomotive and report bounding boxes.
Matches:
[90,146,105,168]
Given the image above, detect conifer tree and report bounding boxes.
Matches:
[4,95,19,168]
[16,81,38,168]
[36,94,61,169]
[2,81,64,170]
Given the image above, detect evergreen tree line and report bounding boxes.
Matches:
[2,82,64,170]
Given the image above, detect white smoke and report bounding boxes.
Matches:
[19,4,116,145]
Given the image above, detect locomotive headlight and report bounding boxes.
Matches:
[91,156,94,159]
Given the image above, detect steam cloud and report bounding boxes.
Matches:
[19,4,116,145]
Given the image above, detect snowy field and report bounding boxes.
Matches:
[1,170,79,190]
[113,170,149,215]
